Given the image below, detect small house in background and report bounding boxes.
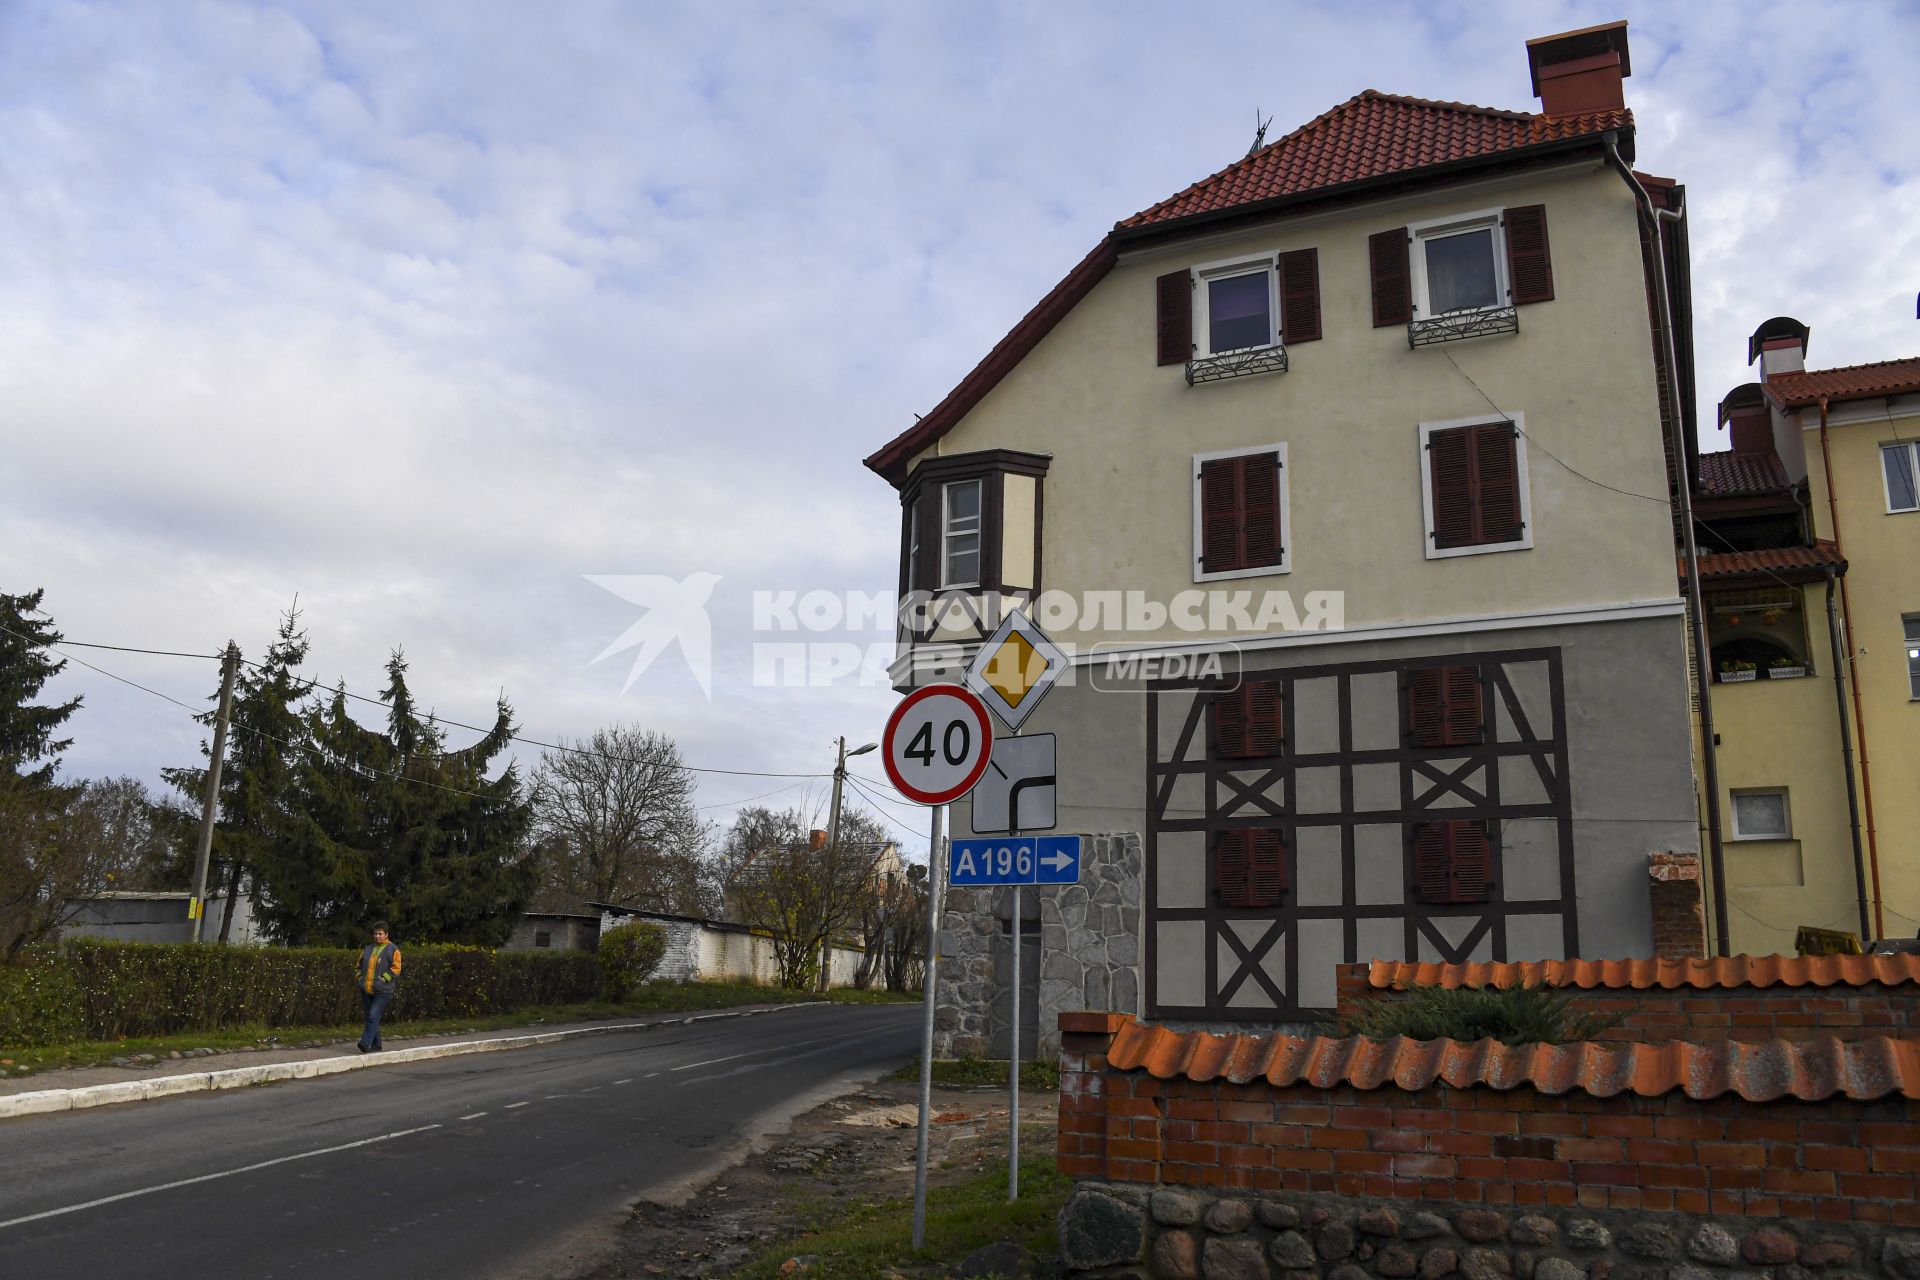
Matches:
[503,911,601,952]
[59,891,262,945]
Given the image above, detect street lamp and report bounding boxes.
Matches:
[819,737,879,992]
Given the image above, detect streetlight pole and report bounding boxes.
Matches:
[189,643,239,944]
[820,736,877,992]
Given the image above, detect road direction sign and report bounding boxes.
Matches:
[948,835,1082,887]
[970,733,1056,833]
[965,608,1068,732]
[882,684,994,806]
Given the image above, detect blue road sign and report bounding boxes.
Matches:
[948,835,1081,887]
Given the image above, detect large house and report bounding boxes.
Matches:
[1686,320,1920,955]
[865,22,1706,1055]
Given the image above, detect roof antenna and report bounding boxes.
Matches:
[1247,110,1272,156]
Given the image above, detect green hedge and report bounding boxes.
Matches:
[597,922,668,1000]
[0,937,602,1048]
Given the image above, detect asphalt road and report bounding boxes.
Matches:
[0,1002,920,1280]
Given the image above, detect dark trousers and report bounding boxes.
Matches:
[359,990,393,1051]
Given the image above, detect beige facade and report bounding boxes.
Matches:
[909,163,1679,655]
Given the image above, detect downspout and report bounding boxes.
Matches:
[1825,567,1872,940]
[1817,396,1886,937]
[1602,133,1730,956]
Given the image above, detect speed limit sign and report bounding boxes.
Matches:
[882,684,994,806]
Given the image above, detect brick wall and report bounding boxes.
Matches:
[1331,967,1920,1044]
[1058,1013,1920,1225]
[1649,851,1707,959]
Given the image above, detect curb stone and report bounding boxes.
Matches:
[0,1002,820,1122]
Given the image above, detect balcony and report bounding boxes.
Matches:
[1186,344,1288,386]
[1408,305,1520,349]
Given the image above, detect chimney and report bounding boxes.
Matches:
[809,828,829,851]
[1527,20,1631,118]
[1718,384,1775,455]
[1748,315,1811,381]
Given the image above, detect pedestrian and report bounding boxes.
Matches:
[356,921,403,1053]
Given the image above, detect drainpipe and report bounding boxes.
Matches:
[1602,133,1730,956]
[1817,396,1886,938]
[1825,567,1872,940]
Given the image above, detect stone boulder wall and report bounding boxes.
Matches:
[1059,1186,1914,1280]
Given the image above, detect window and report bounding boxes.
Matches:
[941,479,982,587]
[1730,789,1791,841]
[1195,257,1278,355]
[1420,415,1531,558]
[1905,615,1920,699]
[533,930,552,949]
[1193,444,1288,580]
[1214,828,1286,908]
[905,497,921,591]
[1372,207,1552,337]
[1411,819,1491,904]
[1419,219,1503,315]
[1884,442,1920,513]
[1212,679,1285,760]
[1407,665,1484,747]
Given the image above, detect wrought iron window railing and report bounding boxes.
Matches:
[1186,344,1288,385]
[1408,305,1519,349]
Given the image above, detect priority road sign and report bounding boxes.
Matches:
[882,684,995,806]
[965,608,1067,732]
[948,835,1082,887]
[970,733,1056,833]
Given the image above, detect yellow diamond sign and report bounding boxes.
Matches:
[965,607,1067,731]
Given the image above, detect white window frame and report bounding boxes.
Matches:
[906,497,921,592]
[1881,440,1920,514]
[1904,613,1920,701]
[1191,442,1291,583]
[1408,207,1510,319]
[1190,252,1280,356]
[1417,412,1534,561]
[940,479,983,589]
[1729,787,1793,841]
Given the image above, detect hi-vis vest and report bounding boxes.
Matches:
[359,942,402,995]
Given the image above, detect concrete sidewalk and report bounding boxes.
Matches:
[0,1001,818,1120]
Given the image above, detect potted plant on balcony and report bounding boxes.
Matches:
[1718,659,1758,683]
[1767,655,1808,680]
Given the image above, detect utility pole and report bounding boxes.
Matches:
[911,803,945,1249]
[189,642,240,944]
[819,735,877,992]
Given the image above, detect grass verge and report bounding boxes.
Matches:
[0,980,918,1075]
[893,1057,1061,1091]
[733,1145,1068,1279]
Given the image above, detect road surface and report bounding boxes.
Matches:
[0,1003,919,1279]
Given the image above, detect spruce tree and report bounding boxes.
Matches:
[0,590,81,786]
[0,590,83,956]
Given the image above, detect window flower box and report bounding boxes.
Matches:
[1767,666,1808,680]
[1717,669,1757,683]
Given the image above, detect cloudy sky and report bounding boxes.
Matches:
[2,0,1915,860]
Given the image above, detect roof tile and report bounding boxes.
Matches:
[1696,449,1789,497]
[1365,952,1919,993]
[1763,356,1920,409]
[1679,541,1846,583]
[1120,92,1631,230]
[1101,1016,1920,1102]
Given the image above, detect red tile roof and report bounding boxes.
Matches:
[1101,1015,1920,1103]
[1763,357,1920,409]
[1680,541,1846,584]
[1696,450,1788,497]
[1121,93,1631,230]
[1363,953,1920,993]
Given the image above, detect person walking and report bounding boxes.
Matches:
[356,922,402,1053]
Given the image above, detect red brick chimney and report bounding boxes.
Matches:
[1527,20,1632,117]
[1718,383,1775,455]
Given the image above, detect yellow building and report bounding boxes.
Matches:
[1690,318,1920,953]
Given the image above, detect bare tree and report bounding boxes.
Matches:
[528,725,713,915]
[881,863,929,993]
[719,804,891,990]
[0,777,168,958]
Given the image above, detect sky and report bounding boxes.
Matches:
[2,0,1916,862]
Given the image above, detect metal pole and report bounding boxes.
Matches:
[1009,878,1021,1202]
[910,804,945,1249]
[189,643,239,943]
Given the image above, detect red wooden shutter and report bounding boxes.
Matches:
[1240,451,1281,568]
[1278,247,1321,343]
[1216,828,1286,907]
[1428,428,1474,548]
[1408,665,1484,747]
[1215,679,1284,759]
[1504,205,1554,305]
[1157,269,1192,365]
[1443,665,1484,745]
[1412,820,1491,904]
[1370,228,1411,327]
[1472,423,1524,544]
[1199,456,1241,572]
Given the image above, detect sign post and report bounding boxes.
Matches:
[885,685,992,1249]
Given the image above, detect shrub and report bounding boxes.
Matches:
[0,937,602,1048]
[597,922,669,999]
[1336,981,1621,1046]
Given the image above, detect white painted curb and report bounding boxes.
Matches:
[0,1002,821,1122]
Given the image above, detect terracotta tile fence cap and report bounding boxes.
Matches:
[1364,953,1920,993]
